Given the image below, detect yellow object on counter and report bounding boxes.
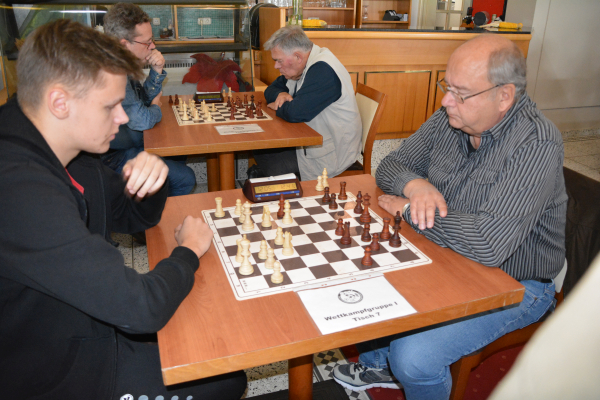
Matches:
[498,22,523,29]
[302,19,327,28]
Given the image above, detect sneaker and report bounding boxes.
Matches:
[333,362,403,391]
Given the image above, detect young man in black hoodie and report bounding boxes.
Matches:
[0,19,246,400]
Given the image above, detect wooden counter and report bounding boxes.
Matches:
[259,8,532,140]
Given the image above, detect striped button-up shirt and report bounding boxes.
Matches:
[376,94,567,281]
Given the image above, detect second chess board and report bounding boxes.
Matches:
[172,102,273,126]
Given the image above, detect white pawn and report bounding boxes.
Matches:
[271,261,283,284]
[234,199,243,216]
[214,197,225,218]
[274,227,285,245]
[242,202,254,232]
[282,231,294,256]
[322,168,329,188]
[258,240,268,260]
[181,105,189,121]
[206,111,213,122]
[265,248,275,269]
[235,237,243,263]
[315,175,324,192]
[239,239,254,275]
[282,200,293,225]
[261,205,272,228]
[211,103,216,112]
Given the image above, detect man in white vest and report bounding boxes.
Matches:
[249,26,362,181]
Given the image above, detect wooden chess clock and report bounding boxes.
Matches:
[193,92,223,104]
[243,174,303,203]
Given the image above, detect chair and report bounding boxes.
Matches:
[449,261,568,400]
[338,83,387,177]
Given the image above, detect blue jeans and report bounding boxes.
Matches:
[356,279,555,400]
[102,147,195,197]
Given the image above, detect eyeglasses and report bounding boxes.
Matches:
[130,39,155,49]
[437,79,501,104]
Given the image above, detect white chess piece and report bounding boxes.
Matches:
[241,202,254,232]
[282,200,293,225]
[271,261,283,284]
[315,176,324,192]
[181,104,189,121]
[261,206,272,228]
[239,238,254,275]
[211,103,216,112]
[234,199,242,216]
[235,237,243,263]
[214,197,225,218]
[282,231,294,256]
[258,240,268,260]
[265,248,275,269]
[322,168,329,188]
[274,227,284,245]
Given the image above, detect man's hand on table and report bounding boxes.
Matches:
[402,178,448,230]
[122,151,169,200]
[175,216,214,258]
[267,92,293,110]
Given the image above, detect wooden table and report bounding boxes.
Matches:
[144,92,323,191]
[146,174,524,399]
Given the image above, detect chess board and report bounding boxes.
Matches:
[172,102,273,126]
[203,192,432,301]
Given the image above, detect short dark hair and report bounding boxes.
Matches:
[17,19,142,112]
[103,3,151,41]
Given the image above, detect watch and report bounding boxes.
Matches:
[402,202,410,215]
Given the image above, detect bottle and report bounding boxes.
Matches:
[288,0,303,25]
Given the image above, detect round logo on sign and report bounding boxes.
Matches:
[338,289,363,304]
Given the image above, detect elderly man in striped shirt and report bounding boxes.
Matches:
[333,35,567,400]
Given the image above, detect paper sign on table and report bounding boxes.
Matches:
[216,124,264,135]
[296,276,416,335]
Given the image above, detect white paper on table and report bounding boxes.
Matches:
[296,276,416,335]
[215,124,264,135]
[248,173,297,184]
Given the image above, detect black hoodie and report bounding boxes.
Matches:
[0,97,199,399]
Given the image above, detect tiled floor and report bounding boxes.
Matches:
[114,128,600,399]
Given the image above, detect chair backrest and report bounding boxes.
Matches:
[355,83,387,174]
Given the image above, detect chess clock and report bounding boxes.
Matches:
[243,173,303,203]
[193,92,223,104]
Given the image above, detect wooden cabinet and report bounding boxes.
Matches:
[356,0,411,29]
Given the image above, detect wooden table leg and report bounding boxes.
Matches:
[218,152,236,191]
[288,354,313,400]
[206,153,220,192]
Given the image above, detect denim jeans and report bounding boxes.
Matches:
[356,279,555,400]
[101,147,195,197]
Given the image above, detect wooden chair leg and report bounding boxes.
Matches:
[449,352,483,400]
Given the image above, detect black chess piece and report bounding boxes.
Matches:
[277,194,285,219]
[322,187,331,203]
[370,233,380,251]
[354,197,363,214]
[380,217,391,240]
[360,193,372,223]
[394,211,402,231]
[335,218,344,236]
[329,193,338,210]
[361,246,373,266]
[340,222,352,245]
[168,95,173,105]
[338,181,348,200]
[250,94,256,110]
[389,225,402,248]
[361,223,371,242]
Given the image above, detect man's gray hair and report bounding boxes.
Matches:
[103,3,150,41]
[264,26,313,54]
[487,42,527,99]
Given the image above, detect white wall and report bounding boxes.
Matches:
[505,0,537,28]
[527,0,600,130]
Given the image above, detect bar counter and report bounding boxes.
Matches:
[259,7,532,140]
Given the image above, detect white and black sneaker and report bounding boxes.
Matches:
[333,362,403,391]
